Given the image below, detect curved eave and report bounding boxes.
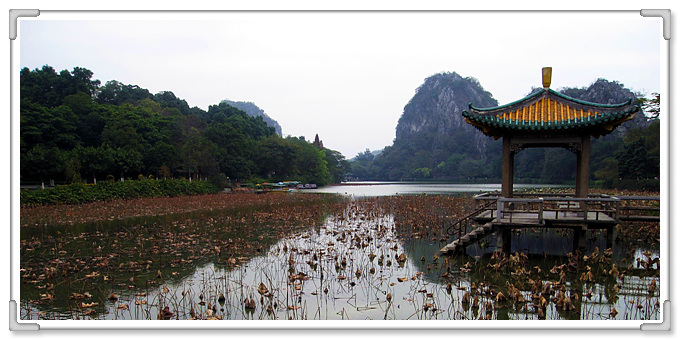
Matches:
[546,89,633,109]
[468,88,546,113]
[462,105,639,138]
[468,88,634,115]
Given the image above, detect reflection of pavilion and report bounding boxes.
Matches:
[441,68,659,255]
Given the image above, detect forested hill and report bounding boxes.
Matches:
[221,100,283,136]
[20,65,350,188]
[350,72,660,190]
[351,72,499,180]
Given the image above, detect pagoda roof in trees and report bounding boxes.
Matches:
[462,88,640,139]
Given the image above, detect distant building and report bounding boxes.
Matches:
[312,134,324,149]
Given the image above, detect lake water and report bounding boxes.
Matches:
[19,184,660,322]
[310,182,568,196]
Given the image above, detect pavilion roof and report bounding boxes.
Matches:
[462,88,640,139]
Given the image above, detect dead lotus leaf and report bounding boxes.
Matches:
[495,292,506,302]
[258,282,269,295]
[610,307,618,318]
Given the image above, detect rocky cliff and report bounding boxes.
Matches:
[373,72,499,180]
[355,72,648,182]
[221,100,283,136]
[396,72,498,145]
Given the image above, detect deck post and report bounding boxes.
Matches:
[497,227,512,254]
[572,225,587,253]
[606,225,615,249]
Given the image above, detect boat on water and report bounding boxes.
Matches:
[239,181,317,194]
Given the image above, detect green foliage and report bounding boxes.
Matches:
[617,178,660,192]
[286,137,333,186]
[96,80,153,105]
[20,179,220,206]
[411,167,431,179]
[639,93,660,119]
[615,119,660,180]
[324,149,350,183]
[593,157,619,189]
[20,65,350,201]
[350,75,660,190]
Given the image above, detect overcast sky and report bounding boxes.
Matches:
[19,11,662,159]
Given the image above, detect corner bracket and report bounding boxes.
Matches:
[640,9,671,40]
[640,300,671,331]
[9,300,39,331]
[9,9,40,40]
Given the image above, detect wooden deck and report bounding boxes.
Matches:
[441,193,660,255]
[476,210,616,226]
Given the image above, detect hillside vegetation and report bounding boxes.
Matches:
[20,65,350,192]
[350,73,660,191]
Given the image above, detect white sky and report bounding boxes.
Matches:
[18,11,662,159]
[4,1,678,336]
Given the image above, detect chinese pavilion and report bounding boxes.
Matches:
[462,67,640,198]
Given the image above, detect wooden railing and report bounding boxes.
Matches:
[471,193,660,224]
[617,196,661,221]
[446,200,495,242]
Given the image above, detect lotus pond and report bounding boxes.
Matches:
[19,192,661,321]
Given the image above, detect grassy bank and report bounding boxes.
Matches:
[20,191,342,228]
[20,179,221,207]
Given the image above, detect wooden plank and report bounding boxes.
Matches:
[619,216,660,222]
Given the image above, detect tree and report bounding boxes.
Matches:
[616,120,660,180]
[204,122,255,180]
[324,148,350,183]
[594,157,619,188]
[75,145,114,184]
[639,93,660,120]
[21,145,63,187]
[154,91,191,115]
[443,153,466,179]
[20,100,79,152]
[144,142,180,176]
[254,135,298,180]
[96,80,153,105]
[21,66,100,107]
[458,159,488,180]
[63,151,82,184]
[411,167,431,179]
[355,149,375,162]
[19,64,352,188]
[111,148,143,181]
[180,127,219,180]
[287,137,332,186]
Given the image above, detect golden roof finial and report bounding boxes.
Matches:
[542,67,552,89]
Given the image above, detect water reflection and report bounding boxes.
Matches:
[20,196,659,321]
[311,182,568,197]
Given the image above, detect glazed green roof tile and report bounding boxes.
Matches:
[462,88,639,137]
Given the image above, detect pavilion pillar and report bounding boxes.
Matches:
[572,224,588,254]
[575,135,591,198]
[605,226,615,249]
[502,137,514,198]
